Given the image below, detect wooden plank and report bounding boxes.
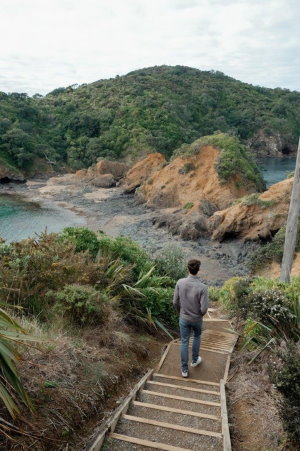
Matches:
[220,380,232,451]
[223,355,231,384]
[156,340,176,372]
[123,414,222,439]
[133,401,220,421]
[88,369,153,451]
[204,319,229,322]
[173,342,230,354]
[147,381,220,396]
[142,390,221,407]
[198,346,229,355]
[110,433,191,451]
[153,373,220,387]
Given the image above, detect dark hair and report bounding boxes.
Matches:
[188,259,201,275]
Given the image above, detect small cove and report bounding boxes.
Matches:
[0,194,86,242]
[0,156,296,245]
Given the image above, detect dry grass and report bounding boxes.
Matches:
[227,349,287,451]
[0,313,166,450]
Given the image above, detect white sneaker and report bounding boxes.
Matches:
[191,356,202,367]
[181,369,188,378]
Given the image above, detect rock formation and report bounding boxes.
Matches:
[208,178,293,241]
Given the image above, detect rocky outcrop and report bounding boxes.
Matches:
[247,130,296,157]
[123,144,263,240]
[131,146,254,210]
[209,178,293,241]
[123,153,166,193]
[0,164,25,183]
[73,159,129,187]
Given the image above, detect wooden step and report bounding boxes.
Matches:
[110,433,191,451]
[142,390,221,407]
[153,373,220,387]
[122,414,222,439]
[115,415,223,450]
[129,402,222,434]
[133,401,220,421]
[148,380,220,396]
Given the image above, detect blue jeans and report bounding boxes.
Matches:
[179,318,203,372]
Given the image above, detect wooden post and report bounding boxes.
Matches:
[280,137,300,283]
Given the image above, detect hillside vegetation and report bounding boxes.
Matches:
[1,65,300,174]
[0,229,184,448]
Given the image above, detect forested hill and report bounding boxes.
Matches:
[1,65,300,175]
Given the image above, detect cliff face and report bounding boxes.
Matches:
[133,146,252,210]
[122,141,293,242]
[208,178,292,241]
[247,130,296,157]
[122,143,263,240]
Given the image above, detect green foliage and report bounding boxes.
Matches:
[1,65,300,172]
[178,162,195,174]
[174,133,265,191]
[0,306,33,417]
[234,193,275,208]
[59,227,100,257]
[98,234,153,277]
[214,276,300,342]
[47,284,110,325]
[183,202,194,209]
[0,229,177,333]
[270,343,300,442]
[248,222,300,270]
[154,245,187,281]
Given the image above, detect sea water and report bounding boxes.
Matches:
[258,157,296,187]
[0,194,86,242]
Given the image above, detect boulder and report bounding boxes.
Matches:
[91,173,115,188]
[95,160,129,180]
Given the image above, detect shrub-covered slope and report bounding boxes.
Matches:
[1,65,300,174]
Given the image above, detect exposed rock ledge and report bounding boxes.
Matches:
[122,150,292,242]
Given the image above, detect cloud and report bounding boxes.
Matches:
[0,0,298,94]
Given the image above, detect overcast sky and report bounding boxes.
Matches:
[0,0,299,95]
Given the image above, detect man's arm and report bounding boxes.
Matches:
[200,286,208,316]
[173,282,181,314]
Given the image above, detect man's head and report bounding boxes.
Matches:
[187,258,201,275]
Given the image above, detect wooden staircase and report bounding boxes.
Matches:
[89,318,236,451]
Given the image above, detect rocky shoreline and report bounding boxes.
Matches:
[0,175,256,286]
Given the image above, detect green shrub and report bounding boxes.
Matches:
[59,227,100,257]
[178,162,195,174]
[183,202,194,210]
[154,245,186,281]
[98,235,154,277]
[270,343,300,443]
[234,193,275,208]
[47,284,110,325]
